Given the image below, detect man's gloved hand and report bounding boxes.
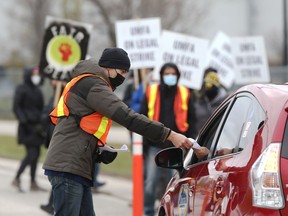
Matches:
[95,146,118,164]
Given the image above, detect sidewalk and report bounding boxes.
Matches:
[0,157,132,215]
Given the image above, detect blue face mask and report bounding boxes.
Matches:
[163,74,177,86]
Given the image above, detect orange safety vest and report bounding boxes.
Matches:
[146,84,190,133]
[50,73,112,145]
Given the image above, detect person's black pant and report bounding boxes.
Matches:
[16,145,41,182]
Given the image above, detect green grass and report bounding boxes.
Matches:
[0,135,132,178]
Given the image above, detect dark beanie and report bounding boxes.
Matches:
[98,48,131,71]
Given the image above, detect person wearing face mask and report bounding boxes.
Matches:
[12,67,46,192]
[194,67,228,133]
[139,62,198,216]
[43,48,208,216]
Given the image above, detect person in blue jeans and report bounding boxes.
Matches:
[48,175,95,215]
[139,63,198,216]
[43,49,206,216]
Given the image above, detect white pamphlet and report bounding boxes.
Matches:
[188,138,201,149]
[99,144,129,153]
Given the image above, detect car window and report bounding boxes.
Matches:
[184,103,229,166]
[184,94,266,167]
[200,109,226,151]
[238,98,266,150]
[213,95,265,157]
[213,96,252,157]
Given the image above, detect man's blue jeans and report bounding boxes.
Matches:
[144,146,173,216]
[48,176,95,216]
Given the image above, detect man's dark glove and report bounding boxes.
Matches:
[95,145,118,164]
[96,151,118,164]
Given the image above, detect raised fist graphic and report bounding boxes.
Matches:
[59,43,72,62]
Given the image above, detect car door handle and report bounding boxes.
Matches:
[189,183,195,192]
[168,186,175,193]
[216,177,224,195]
[189,183,195,197]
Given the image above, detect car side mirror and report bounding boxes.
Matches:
[155,147,184,170]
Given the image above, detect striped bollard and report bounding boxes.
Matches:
[132,132,143,216]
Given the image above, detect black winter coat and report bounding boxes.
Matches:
[13,68,44,146]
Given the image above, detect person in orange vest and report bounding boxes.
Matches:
[140,62,198,216]
[43,48,209,216]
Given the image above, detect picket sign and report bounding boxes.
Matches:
[133,68,140,90]
[53,81,63,107]
[115,17,161,70]
[205,31,235,89]
[140,68,147,92]
[39,16,92,81]
[232,36,270,84]
[155,30,209,90]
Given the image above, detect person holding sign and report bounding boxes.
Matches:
[194,67,228,133]
[139,62,199,216]
[43,48,209,216]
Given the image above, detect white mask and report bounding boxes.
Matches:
[31,75,41,86]
[163,74,177,86]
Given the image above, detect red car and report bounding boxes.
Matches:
[155,83,288,216]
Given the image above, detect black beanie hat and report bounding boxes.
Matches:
[98,48,131,71]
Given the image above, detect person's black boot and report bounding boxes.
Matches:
[95,181,106,188]
[40,204,54,215]
[12,178,24,193]
[30,181,47,192]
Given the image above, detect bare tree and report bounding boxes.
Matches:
[62,0,82,20]
[89,0,208,46]
[22,0,51,63]
[3,0,52,66]
[2,0,208,66]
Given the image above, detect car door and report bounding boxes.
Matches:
[219,94,266,215]
[167,160,204,216]
[191,94,262,216]
[174,97,232,216]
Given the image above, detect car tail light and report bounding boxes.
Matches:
[250,143,284,209]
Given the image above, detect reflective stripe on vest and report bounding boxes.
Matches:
[174,86,190,132]
[50,73,112,144]
[147,85,159,121]
[50,78,77,124]
[146,84,190,133]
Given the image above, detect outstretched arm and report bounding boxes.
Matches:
[167,131,209,159]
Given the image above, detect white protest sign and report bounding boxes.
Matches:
[206,31,235,89]
[232,36,270,84]
[115,17,161,69]
[154,30,209,90]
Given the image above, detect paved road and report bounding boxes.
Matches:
[0,157,132,216]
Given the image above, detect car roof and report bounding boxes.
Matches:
[199,83,288,139]
[235,83,288,110]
